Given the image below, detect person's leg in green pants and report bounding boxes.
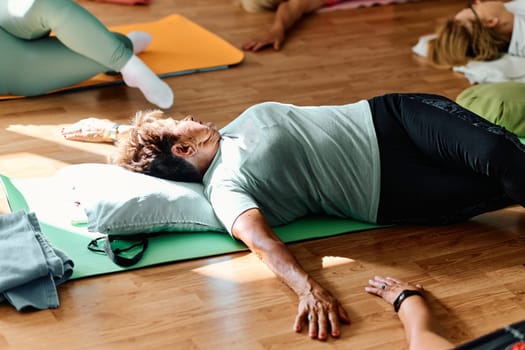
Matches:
[0,0,173,108]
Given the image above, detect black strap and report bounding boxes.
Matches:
[88,236,149,267]
[393,289,424,313]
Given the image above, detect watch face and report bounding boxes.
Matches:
[110,124,119,140]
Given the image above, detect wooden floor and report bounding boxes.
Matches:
[1,0,524,349]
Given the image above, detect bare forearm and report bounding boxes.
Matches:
[271,0,324,33]
[256,236,317,295]
[398,298,454,350]
[62,117,130,143]
[231,208,349,339]
[233,209,314,295]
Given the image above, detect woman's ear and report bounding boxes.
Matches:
[485,16,499,28]
[171,143,196,158]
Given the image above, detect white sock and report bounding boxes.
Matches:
[121,55,174,109]
[127,31,152,54]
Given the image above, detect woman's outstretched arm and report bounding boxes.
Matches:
[366,275,455,350]
[61,117,131,143]
[232,208,350,340]
[242,0,325,52]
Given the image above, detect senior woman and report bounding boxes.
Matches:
[427,0,525,67]
[63,92,525,341]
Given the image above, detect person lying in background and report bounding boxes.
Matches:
[0,0,173,108]
[427,0,524,68]
[240,0,356,52]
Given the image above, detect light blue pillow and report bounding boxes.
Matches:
[56,163,225,235]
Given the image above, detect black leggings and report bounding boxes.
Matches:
[368,93,525,225]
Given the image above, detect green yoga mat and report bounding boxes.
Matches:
[0,174,384,280]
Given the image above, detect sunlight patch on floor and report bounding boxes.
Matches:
[194,254,356,283]
[322,256,355,268]
[193,253,276,283]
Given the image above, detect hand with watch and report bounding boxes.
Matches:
[366,275,454,350]
[366,276,525,350]
[61,117,130,143]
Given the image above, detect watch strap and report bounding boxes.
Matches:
[393,289,424,313]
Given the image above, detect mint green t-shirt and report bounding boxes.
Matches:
[203,101,381,233]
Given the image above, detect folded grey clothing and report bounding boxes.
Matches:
[0,210,74,311]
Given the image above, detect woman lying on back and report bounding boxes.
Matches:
[427,0,524,67]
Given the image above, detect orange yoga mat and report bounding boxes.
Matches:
[1,14,244,99]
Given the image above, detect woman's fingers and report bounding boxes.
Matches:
[307,313,318,339]
[293,310,308,333]
[61,118,116,143]
[366,275,424,305]
[294,304,348,340]
[328,308,343,338]
[317,312,328,340]
[386,276,401,284]
[367,276,390,293]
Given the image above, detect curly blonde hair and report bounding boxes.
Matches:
[237,0,283,12]
[427,18,510,68]
[115,110,201,182]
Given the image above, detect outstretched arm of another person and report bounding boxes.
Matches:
[241,0,325,52]
[61,117,131,143]
[232,208,350,340]
[366,276,454,350]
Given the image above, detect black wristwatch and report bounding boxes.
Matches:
[393,289,424,313]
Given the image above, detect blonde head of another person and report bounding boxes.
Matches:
[427,1,513,68]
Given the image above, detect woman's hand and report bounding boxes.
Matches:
[365,275,423,305]
[61,117,116,143]
[294,283,350,340]
[241,27,286,52]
